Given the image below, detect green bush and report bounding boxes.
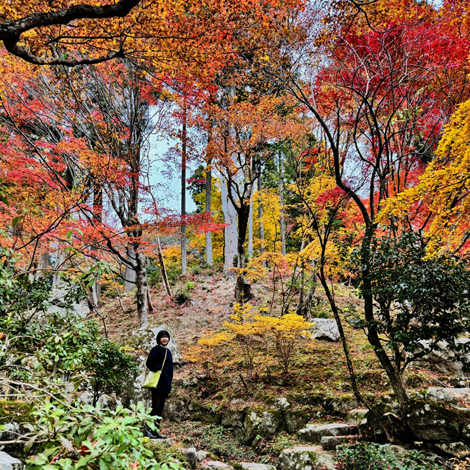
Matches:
[24,400,184,470]
[173,289,192,305]
[166,264,182,285]
[335,442,444,470]
[83,341,139,406]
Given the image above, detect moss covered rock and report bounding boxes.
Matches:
[405,399,461,442]
[244,409,283,444]
[277,446,335,470]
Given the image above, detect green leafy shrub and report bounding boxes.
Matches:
[166,264,182,285]
[83,341,139,406]
[147,260,162,288]
[24,400,184,470]
[335,442,444,470]
[173,289,192,305]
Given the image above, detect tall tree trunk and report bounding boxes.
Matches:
[181,104,187,276]
[257,177,265,260]
[221,176,237,277]
[135,249,149,329]
[235,202,251,303]
[279,152,286,256]
[124,245,136,292]
[248,188,254,258]
[205,158,213,266]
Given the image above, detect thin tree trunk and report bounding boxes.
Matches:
[135,250,149,329]
[205,158,213,266]
[181,103,187,276]
[248,188,254,258]
[257,177,265,261]
[157,236,172,297]
[279,152,286,256]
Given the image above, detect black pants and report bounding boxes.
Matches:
[150,389,167,419]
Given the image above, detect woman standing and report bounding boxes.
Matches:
[145,330,173,439]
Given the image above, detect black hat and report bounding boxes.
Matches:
[156,330,170,345]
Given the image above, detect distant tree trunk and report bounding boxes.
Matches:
[205,158,213,266]
[279,152,286,256]
[157,236,172,297]
[221,176,238,277]
[181,104,187,276]
[257,177,265,258]
[248,188,254,258]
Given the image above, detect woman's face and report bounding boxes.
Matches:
[160,336,169,346]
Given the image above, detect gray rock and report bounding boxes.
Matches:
[240,464,276,470]
[181,447,198,469]
[78,392,110,407]
[326,396,359,415]
[345,409,368,425]
[426,387,470,407]
[273,398,291,411]
[244,410,283,444]
[309,319,340,342]
[434,442,470,457]
[46,279,89,319]
[200,461,233,470]
[462,423,470,441]
[0,451,23,470]
[0,423,19,442]
[196,451,210,462]
[414,339,470,377]
[298,423,358,444]
[162,399,190,421]
[320,435,360,451]
[278,446,335,470]
[284,411,309,433]
[405,400,460,442]
[221,410,245,429]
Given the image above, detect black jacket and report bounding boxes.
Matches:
[146,345,173,396]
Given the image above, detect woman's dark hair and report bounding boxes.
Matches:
[156,330,170,345]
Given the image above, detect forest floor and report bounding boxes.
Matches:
[99,267,449,463]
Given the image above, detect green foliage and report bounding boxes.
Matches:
[202,425,256,461]
[350,232,470,372]
[24,400,183,470]
[335,442,444,470]
[147,259,162,288]
[0,311,102,382]
[173,289,192,305]
[166,264,182,285]
[83,341,139,406]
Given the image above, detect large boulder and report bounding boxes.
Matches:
[434,442,470,458]
[426,387,470,408]
[309,319,340,342]
[244,409,283,444]
[345,409,369,425]
[162,399,190,421]
[46,279,89,319]
[284,411,310,433]
[324,395,359,416]
[0,451,23,470]
[277,446,335,470]
[404,400,461,442]
[414,339,470,377]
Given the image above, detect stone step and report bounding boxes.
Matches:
[240,463,276,470]
[320,435,360,451]
[278,446,335,470]
[200,461,233,470]
[298,423,359,444]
